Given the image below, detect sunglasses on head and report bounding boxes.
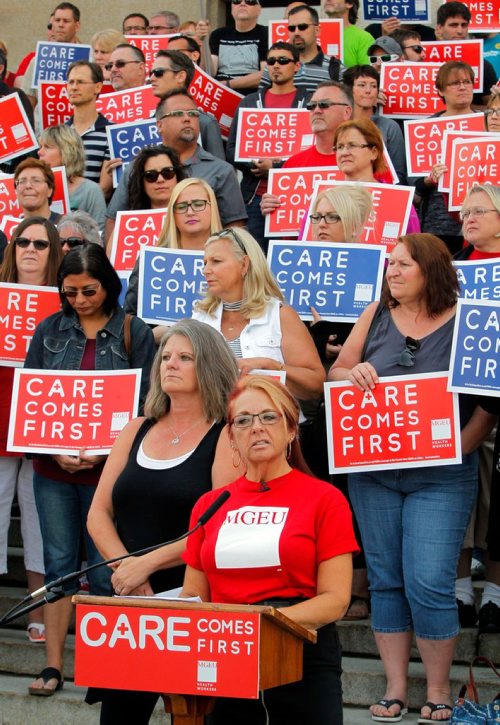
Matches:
[143,167,176,182]
[287,22,314,32]
[267,56,294,66]
[60,237,86,248]
[15,238,49,250]
[61,282,101,298]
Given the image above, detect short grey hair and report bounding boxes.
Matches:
[58,211,103,246]
[144,319,239,421]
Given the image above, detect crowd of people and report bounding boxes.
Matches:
[0,1,499,723]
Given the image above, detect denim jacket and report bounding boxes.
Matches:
[24,307,156,410]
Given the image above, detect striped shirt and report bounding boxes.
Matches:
[66,113,110,184]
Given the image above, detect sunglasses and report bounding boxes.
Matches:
[104,59,141,71]
[15,238,50,250]
[232,0,260,4]
[159,110,200,119]
[143,166,176,182]
[288,23,314,32]
[306,100,349,111]
[404,44,424,53]
[369,54,399,64]
[398,337,420,367]
[60,237,86,248]
[267,56,294,66]
[149,67,177,78]
[61,282,101,298]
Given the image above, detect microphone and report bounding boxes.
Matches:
[259,480,270,492]
[1,490,231,623]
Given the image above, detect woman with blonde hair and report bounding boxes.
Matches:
[90,29,126,81]
[38,124,106,231]
[193,227,325,401]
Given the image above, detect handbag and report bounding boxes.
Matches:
[450,655,500,724]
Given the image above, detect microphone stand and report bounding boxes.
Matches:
[0,588,65,627]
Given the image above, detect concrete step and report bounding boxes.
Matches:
[0,673,169,725]
[2,546,28,587]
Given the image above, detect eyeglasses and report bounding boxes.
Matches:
[149,67,178,78]
[231,411,282,428]
[232,0,260,5]
[104,60,141,71]
[61,282,102,298]
[123,25,147,33]
[398,337,420,367]
[147,24,179,31]
[159,110,200,119]
[60,237,87,248]
[67,79,96,86]
[485,108,500,118]
[143,167,176,182]
[309,212,341,224]
[173,199,210,213]
[403,44,424,53]
[306,100,350,111]
[446,79,473,88]
[287,23,315,32]
[267,57,294,66]
[15,238,50,251]
[212,228,247,253]
[334,142,372,152]
[14,177,48,188]
[369,54,399,64]
[459,207,499,221]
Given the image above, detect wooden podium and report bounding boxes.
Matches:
[73,594,317,724]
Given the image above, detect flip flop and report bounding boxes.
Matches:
[28,667,64,697]
[418,702,452,724]
[371,698,408,722]
[27,623,45,643]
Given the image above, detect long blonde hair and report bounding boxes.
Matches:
[156,178,221,249]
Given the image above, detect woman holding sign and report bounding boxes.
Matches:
[25,244,155,697]
[329,233,491,724]
[0,217,62,644]
[193,227,325,401]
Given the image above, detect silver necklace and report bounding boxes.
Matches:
[167,417,204,445]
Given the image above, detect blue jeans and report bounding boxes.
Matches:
[348,454,478,639]
[33,473,111,596]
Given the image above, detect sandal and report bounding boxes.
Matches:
[28,667,64,697]
[418,702,452,724]
[27,622,45,643]
[371,698,408,722]
[343,596,370,621]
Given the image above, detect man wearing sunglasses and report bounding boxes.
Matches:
[108,43,146,93]
[226,42,307,247]
[259,4,343,95]
[105,89,247,244]
[390,29,426,62]
[209,0,268,95]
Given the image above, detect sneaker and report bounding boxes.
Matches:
[478,601,500,634]
[457,599,477,627]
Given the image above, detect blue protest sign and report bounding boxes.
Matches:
[449,299,500,397]
[137,247,206,324]
[267,241,386,322]
[106,119,161,186]
[454,258,500,301]
[32,42,91,87]
[362,0,429,23]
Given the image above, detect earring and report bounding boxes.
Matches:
[286,440,292,459]
[232,447,242,468]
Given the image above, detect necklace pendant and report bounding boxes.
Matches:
[171,436,180,445]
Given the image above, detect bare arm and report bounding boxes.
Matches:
[181,565,211,601]
[227,62,265,92]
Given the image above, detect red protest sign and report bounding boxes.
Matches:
[0,166,69,217]
[0,215,22,240]
[38,81,71,129]
[75,604,261,698]
[380,63,446,118]
[421,40,483,91]
[110,208,167,273]
[126,34,171,75]
[0,284,60,366]
[404,114,485,177]
[188,66,243,140]
[269,19,344,61]
[448,135,500,210]
[96,85,158,125]
[265,167,343,238]
[444,0,500,32]
[235,109,313,161]
[438,129,491,192]
[302,180,415,252]
[325,373,461,474]
[0,95,38,164]
[7,369,141,455]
